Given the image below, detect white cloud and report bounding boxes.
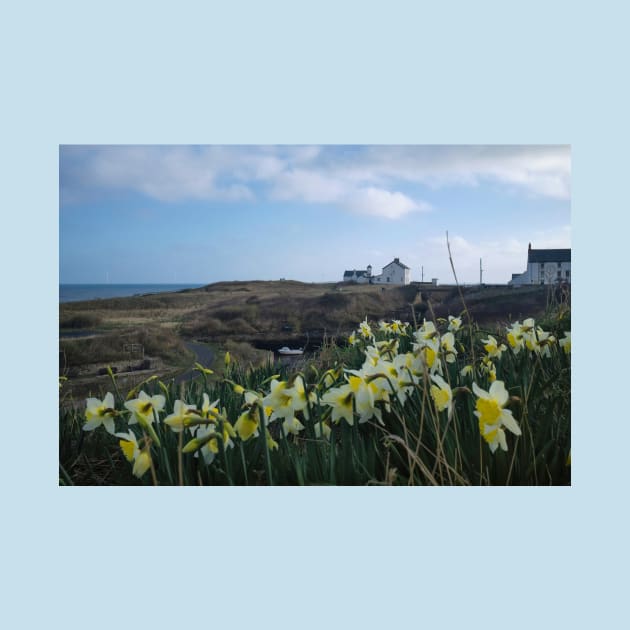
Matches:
[345,187,428,219]
[270,168,347,204]
[358,145,571,200]
[60,145,570,218]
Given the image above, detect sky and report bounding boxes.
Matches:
[59,145,571,285]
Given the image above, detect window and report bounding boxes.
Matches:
[566,270,570,278]
[557,262,562,268]
[557,270,562,278]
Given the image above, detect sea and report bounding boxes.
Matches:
[59,283,205,303]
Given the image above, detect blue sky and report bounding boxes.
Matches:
[59,145,571,284]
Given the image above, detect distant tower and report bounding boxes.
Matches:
[367,264,372,277]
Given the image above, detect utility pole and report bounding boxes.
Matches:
[480,258,483,285]
[421,265,424,282]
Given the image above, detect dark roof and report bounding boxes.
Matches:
[528,248,571,263]
[343,269,368,278]
[386,257,410,269]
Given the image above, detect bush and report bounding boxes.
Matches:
[60,314,102,329]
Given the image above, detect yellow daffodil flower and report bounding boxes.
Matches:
[413,320,439,346]
[234,405,260,441]
[472,380,521,453]
[116,430,152,478]
[163,399,201,432]
[84,392,117,434]
[321,384,355,425]
[358,318,373,339]
[559,332,571,354]
[440,332,458,363]
[506,322,525,354]
[124,391,165,426]
[192,421,235,464]
[448,315,462,332]
[430,374,453,417]
[286,375,317,419]
[482,335,507,360]
[282,416,305,436]
[263,379,295,422]
[124,391,165,446]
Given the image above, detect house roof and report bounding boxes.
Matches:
[384,257,410,270]
[343,269,368,278]
[527,248,571,263]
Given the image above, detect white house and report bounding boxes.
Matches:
[343,258,411,285]
[342,265,373,284]
[509,243,571,286]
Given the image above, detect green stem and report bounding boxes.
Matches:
[258,406,273,485]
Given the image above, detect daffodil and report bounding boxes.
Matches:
[321,384,355,425]
[124,391,166,446]
[361,358,408,408]
[163,399,200,433]
[480,356,497,382]
[524,326,555,358]
[430,374,453,417]
[472,380,521,453]
[116,430,152,478]
[282,416,305,436]
[412,337,442,375]
[506,322,525,354]
[347,372,383,423]
[389,320,406,335]
[192,421,235,464]
[448,315,462,332]
[234,392,264,441]
[124,391,165,426]
[559,331,571,354]
[285,375,317,419]
[440,332,458,363]
[358,318,373,340]
[482,335,507,360]
[84,392,117,434]
[263,379,295,422]
[413,320,439,347]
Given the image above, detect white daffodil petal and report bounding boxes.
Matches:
[501,411,521,436]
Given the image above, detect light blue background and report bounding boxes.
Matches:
[2,1,625,628]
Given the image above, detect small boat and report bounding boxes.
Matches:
[277,346,304,356]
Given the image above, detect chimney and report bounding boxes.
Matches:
[394,257,399,263]
[528,242,531,251]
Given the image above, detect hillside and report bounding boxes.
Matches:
[59,280,563,399]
